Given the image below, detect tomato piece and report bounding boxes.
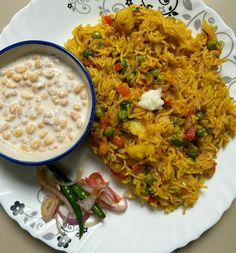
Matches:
[115,62,124,72]
[163,97,171,106]
[103,15,113,25]
[83,59,91,67]
[117,83,131,97]
[133,163,144,174]
[184,125,197,141]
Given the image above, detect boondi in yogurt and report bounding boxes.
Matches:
[0,54,88,154]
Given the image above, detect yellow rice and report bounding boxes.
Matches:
[65,5,236,212]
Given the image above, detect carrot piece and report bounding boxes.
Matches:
[103,15,113,25]
[112,136,125,148]
[98,142,109,156]
[100,116,110,127]
[184,125,197,141]
[117,83,131,97]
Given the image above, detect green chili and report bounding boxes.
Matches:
[47,165,106,221]
[121,58,128,70]
[171,136,185,147]
[48,167,84,238]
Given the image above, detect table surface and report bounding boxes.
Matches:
[0,0,236,252]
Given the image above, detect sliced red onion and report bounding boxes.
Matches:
[84,217,102,228]
[78,183,94,194]
[57,180,77,187]
[99,186,122,204]
[57,205,90,225]
[99,190,116,206]
[37,166,74,215]
[41,196,59,222]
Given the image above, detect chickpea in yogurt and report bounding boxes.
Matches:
[0,54,89,154]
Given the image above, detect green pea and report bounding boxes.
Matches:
[172,116,185,126]
[176,118,185,126]
[117,109,128,120]
[149,68,160,78]
[126,73,136,83]
[104,126,114,137]
[196,127,206,138]
[82,48,92,58]
[145,175,155,185]
[207,40,218,50]
[136,55,145,64]
[95,105,104,118]
[92,31,102,39]
[157,73,165,81]
[141,187,149,194]
[186,145,199,159]
[196,111,205,120]
[173,125,181,134]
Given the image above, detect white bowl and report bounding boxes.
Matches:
[0,40,96,165]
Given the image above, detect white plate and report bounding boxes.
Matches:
[0,1,236,253]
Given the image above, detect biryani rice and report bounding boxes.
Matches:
[65,5,236,212]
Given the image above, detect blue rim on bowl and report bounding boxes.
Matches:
[0,40,96,166]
